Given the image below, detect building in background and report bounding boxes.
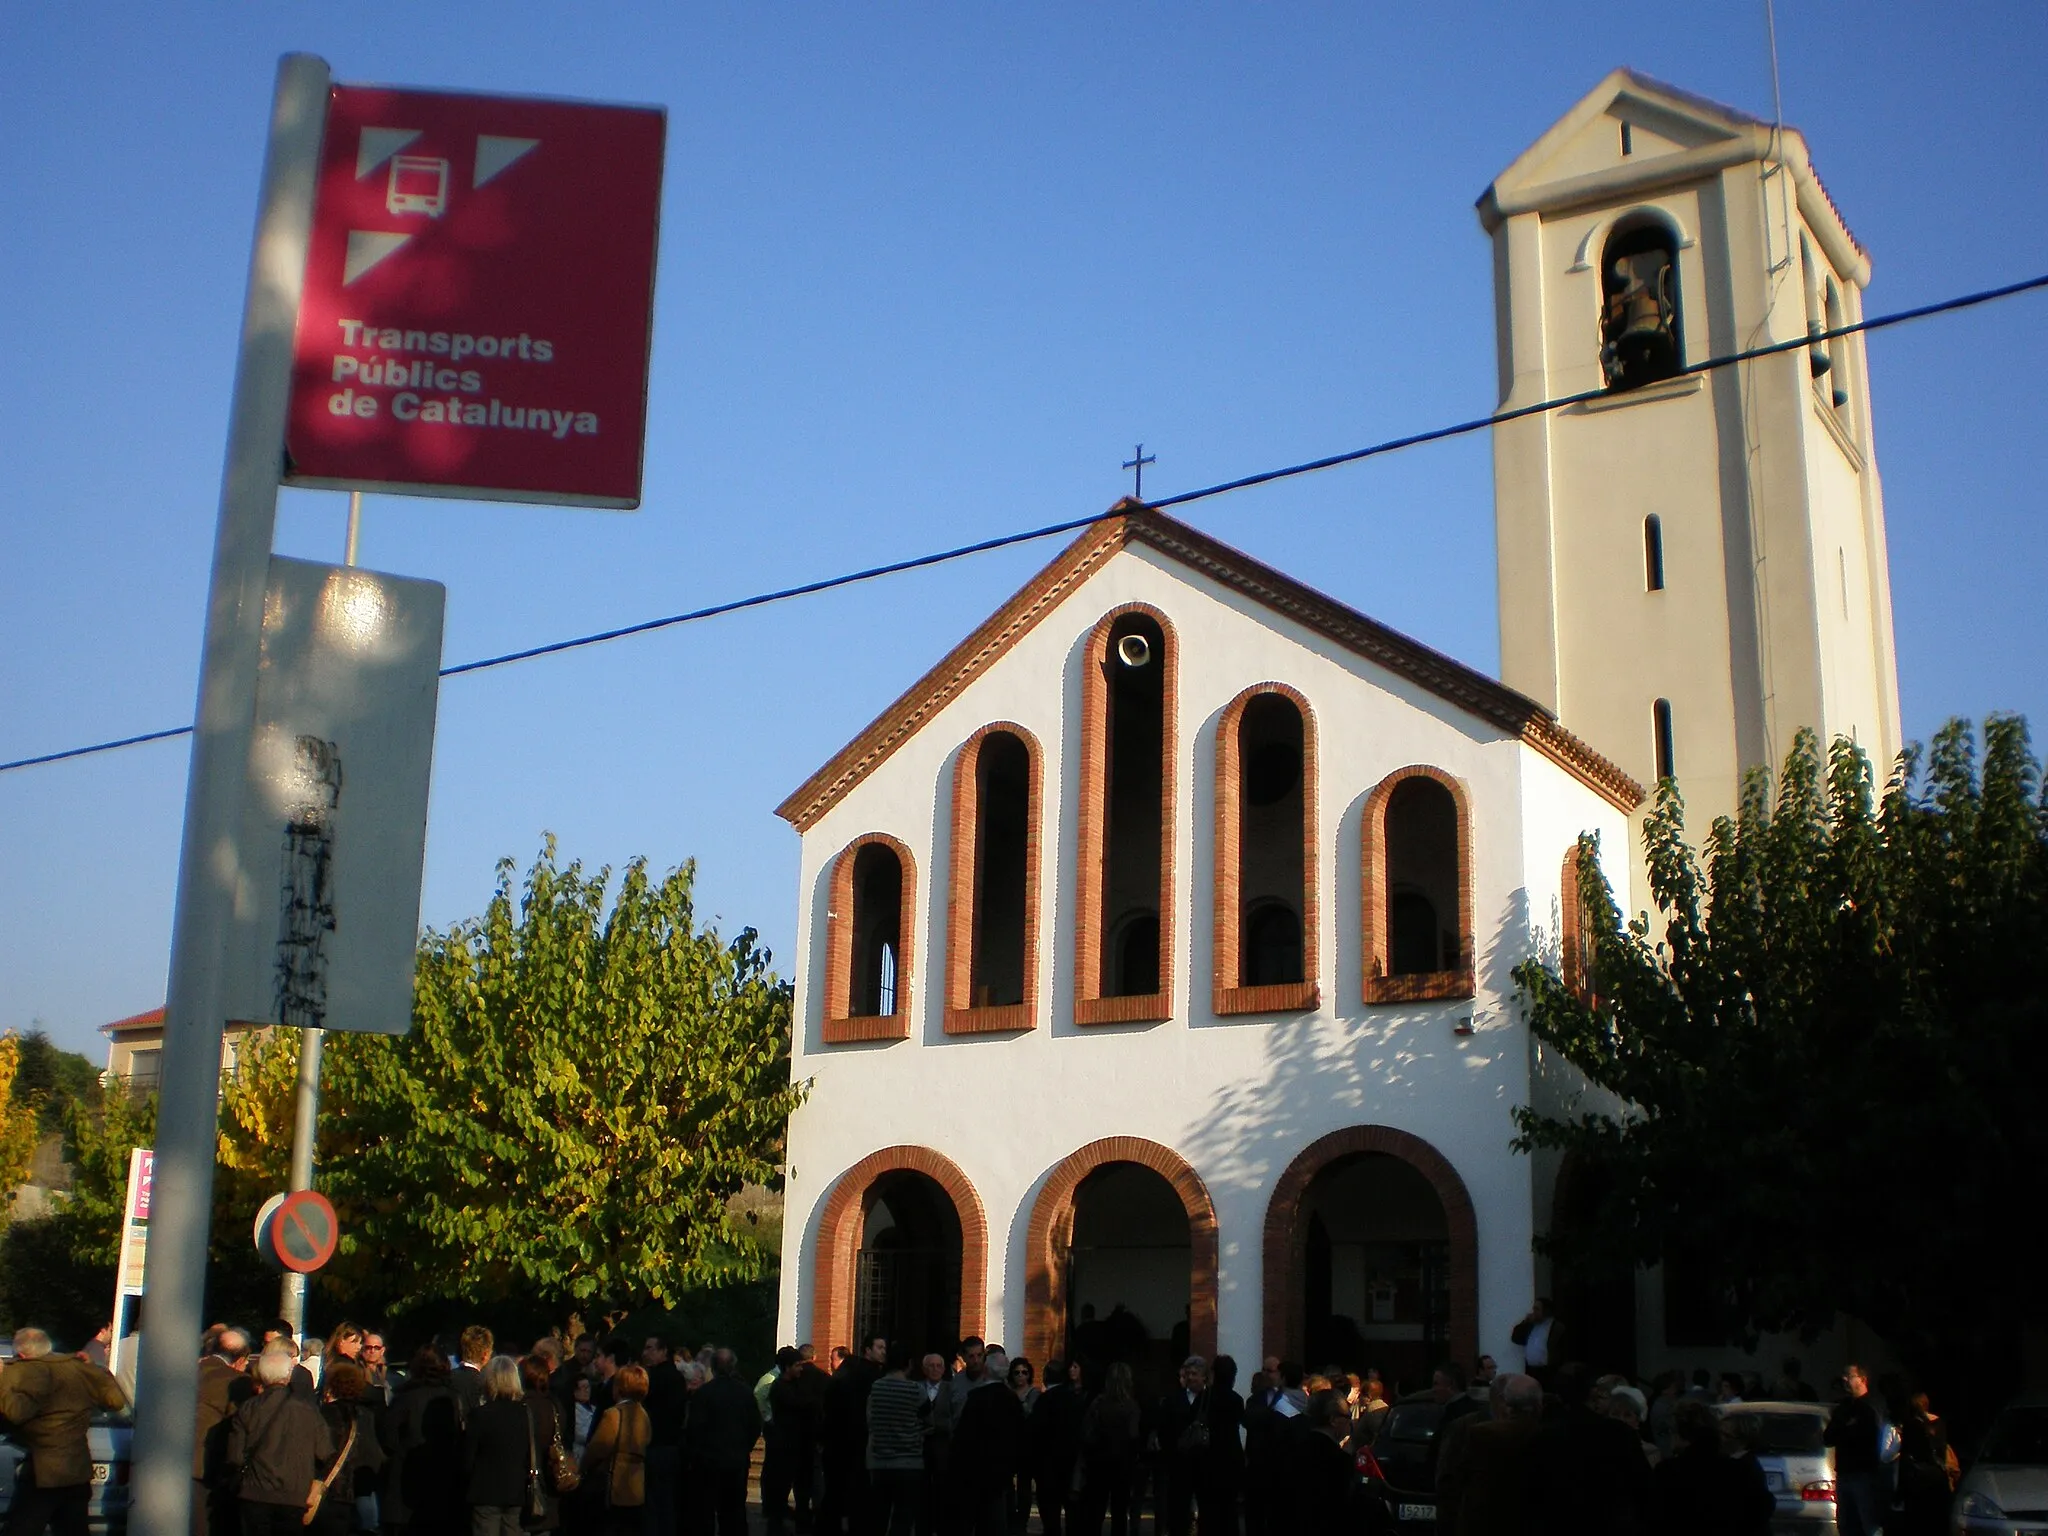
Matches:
[100,1006,255,1091]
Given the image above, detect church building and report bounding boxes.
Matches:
[773,68,1899,1383]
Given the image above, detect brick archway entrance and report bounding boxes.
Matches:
[811,1146,987,1358]
[1022,1136,1218,1368]
[1261,1126,1479,1370]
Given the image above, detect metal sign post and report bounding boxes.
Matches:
[129,54,331,1536]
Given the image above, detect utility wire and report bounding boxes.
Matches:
[5,268,2045,778]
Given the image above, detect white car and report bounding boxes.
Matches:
[1954,1398,2048,1535]
[1718,1401,1839,1535]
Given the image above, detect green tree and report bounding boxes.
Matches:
[0,1036,43,1213]
[317,839,802,1315]
[1516,719,2048,1420]
[7,1029,104,1136]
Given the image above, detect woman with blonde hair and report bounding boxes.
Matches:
[581,1363,651,1533]
[466,1354,533,1536]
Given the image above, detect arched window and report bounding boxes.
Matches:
[1212,684,1319,1015]
[1801,236,1831,383]
[1823,278,1851,415]
[1559,839,1598,1005]
[1075,606,1177,1025]
[1653,699,1676,782]
[1599,220,1682,391]
[945,724,1042,1035]
[1644,515,1665,592]
[823,834,917,1043]
[1362,768,1474,1005]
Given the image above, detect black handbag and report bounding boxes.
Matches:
[526,1410,548,1519]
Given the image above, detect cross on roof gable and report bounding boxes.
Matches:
[774,501,1641,832]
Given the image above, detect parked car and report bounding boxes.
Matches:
[1364,1394,1457,1532]
[0,1411,132,1533]
[1954,1397,2048,1535]
[1718,1401,1838,1535]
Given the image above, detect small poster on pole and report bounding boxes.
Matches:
[106,1147,152,1382]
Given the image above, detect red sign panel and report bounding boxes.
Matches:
[270,1190,340,1274]
[286,85,666,508]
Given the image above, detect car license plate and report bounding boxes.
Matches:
[91,1463,111,1485]
[1398,1503,1436,1521]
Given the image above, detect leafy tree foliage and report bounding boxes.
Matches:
[0,1036,43,1212]
[6,1030,103,1136]
[316,840,801,1315]
[1517,719,2048,1416]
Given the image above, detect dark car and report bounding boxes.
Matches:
[1364,1395,1453,1531]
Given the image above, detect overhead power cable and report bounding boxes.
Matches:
[5,268,2045,778]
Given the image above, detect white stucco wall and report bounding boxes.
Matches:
[775,543,1631,1370]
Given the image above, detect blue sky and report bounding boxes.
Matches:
[4,4,2045,1058]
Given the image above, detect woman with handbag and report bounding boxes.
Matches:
[467,1355,537,1536]
[519,1354,570,1532]
[313,1360,385,1534]
[579,1363,651,1535]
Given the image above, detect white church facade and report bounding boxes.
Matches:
[772,69,1899,1384]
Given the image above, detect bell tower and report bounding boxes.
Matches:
[1480,70,1901,850]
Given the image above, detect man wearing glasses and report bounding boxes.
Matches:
[360,1333,393,1405]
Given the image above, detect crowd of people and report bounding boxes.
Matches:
[0,1310,1969,1536]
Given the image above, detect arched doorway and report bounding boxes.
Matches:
[857,1171,964,1362]
[1551,1154,1638,1376]
[1024,1137,1217,1391]
[1066,1163,1190,1397]
[811,1147,986,1359]
[1264,1127,1477,1388]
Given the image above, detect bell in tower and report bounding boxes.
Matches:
[1600,225,1681,390]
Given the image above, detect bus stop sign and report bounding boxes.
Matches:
[285,83,666,508]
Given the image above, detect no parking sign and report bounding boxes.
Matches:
[255,1189,341,1274]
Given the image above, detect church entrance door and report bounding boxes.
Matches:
[854,1169,965,1362]
[1065,1161,1190,1400]
[1298,1153,1450,1395]
[1263,1127,1479,1385]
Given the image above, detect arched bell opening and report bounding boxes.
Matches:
[1600,221,1683,391]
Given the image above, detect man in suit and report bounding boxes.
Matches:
[1151,1356,1207,1536]
[448,1324,493,1418]
[685,1347,764,1536]
[193,1328,255,1536]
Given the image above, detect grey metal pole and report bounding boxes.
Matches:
[130,53,330,1536]
[279,490,355,1333]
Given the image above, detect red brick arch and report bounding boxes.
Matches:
[1261,1125,1479,1369]
[1022,1136,1217,1366]
[809,1146,987,1358]
[1360,764,1476,1004]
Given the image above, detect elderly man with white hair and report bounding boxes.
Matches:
[0,1326,127,1535]
[226,1342,334,1532]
